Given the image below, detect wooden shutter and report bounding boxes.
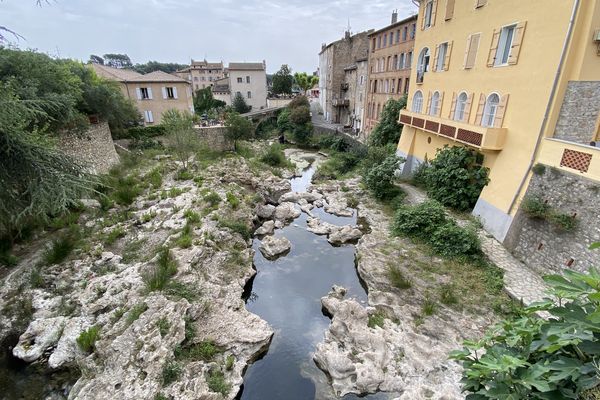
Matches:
[494,94,510,127]
[487,28,501,67]
[474,93,486,125]
[147,88,153,100]
[148,111,154,123]
[437,91,444,117]
[421,3,426,30]
[426,91,432,114]
[433,44,440,72]
[475,0,487,7]
[162,87,167,99]
[173,87,178,99]
[445,0,455,20]
[464,33,480,69]
[136,88,142,100]
[444,41,453,71]
[431,0,438,27]
[464,92,474,122]
[508,22,527,65]
[448,92,457,119]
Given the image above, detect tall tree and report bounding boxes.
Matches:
[89,55,104,65]
[294,72,319,93]
[103,53,132,69]
[368,97,407,147]
[232,92,251,114]
[161,109,198,170]
[225,112,254,151]
[132,61,188,74]
[272,64,293,95]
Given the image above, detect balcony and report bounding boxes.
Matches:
[399,110,507,151]
[537,138,600,181]
[332,98,350,107]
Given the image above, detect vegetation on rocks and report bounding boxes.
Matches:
[521,195,578,232]
[225,112,254,151]
[77,326,100,353]
[143,247,178,291]
[162,109,198,170]
[278,96,313,144]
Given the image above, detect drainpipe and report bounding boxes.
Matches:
[507,0,580,214]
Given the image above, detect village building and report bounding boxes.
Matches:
[91,63,194,125]
[398,0,600,272]
[364,13,417,136]
[227,62,268,111]
[174,60,226,91]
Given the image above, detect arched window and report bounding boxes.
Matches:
[482,93,500,127]
[429,91,440,116]
[412,90,424,113]
[417,48,430,83]
[454,92,468,121]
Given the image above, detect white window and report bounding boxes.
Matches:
[454,92,468,121]
[139,87,150,100]
[412,90,424,113]
[384,80,389,93]
[482,93,500,127]
[246,76,251,83]
[436,42,448,71]
[417,48,430,83]
[237,77,243,83]
[163,87,176,99]
[247,91,252,99]
[495,24,516,66]
[424,0,434,28]
[144,110,154,123]
[429,91,440,116]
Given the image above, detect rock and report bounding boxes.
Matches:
[259,236,291,259]
[274,202,301,222]
[80,198,101,209]
[307,217,336,235]
[49,317,91,368]
[278,191,323,204]
[255,220,275,236]
[261,178,291,204]
[324,201,354,217]
[256,204,276,219]
[328,226,363,245]
[13,317,67,362]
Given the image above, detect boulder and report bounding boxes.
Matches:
[13,317,67,362]
[259,236,291,259]
[278,191,323,204]
[80,198,101,209]
[256,204,276,219]
[274,202,301,222]
[307,217,336,235]
[255,220,275,236]
[328,226,363,245]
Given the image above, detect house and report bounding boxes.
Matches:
[339,58,368,134]
[211,77,231,106]
[319,30,372,125]
[364,12,417,136]
[227,62,268,111]
[91,64,194,125]
[175,60,226,92]
[398,0,600,272]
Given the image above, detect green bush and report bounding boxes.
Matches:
[126,125,166,139]
[207,370,231,396]
[176,224,193,249]
[174,169,193,181]
[521,196,550,219]
[532,163,546,175]
[363,155,401,200]
[226,192,240,209]
[77,325,100,353]
[218,218,251,240]
[104,226,125,245]
[549,212,578,232]
[112,176,142,206]
[368,97,407,147]
[44,233,77,265]
[260,144,288,167]
[422,146,490,211]
[368,311,386,329]
[429,223,481,258]
[162,361,182,386]
[387,266,412,289]
[146,168,163,189]
[143,247,177,291]
[177,340,220,361]
[183,209,200,224]
[315,152,362,180]
[316,135,348,152]
[391,200,448,240]
[203,192,221,207]
[450,266,600,399]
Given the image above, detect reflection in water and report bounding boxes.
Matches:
[240,162,393,400]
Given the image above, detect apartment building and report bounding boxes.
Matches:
[91,64,194,125]
[227,62,268,110]
[398,0,600,271]
[364,13,417,136]
[175,59,225,91]
[318,30,372,124]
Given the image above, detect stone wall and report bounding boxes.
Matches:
[506,166,600,274]
[554,81,600,145]
[57,121,119,174]
[194,126,234,152]
[313,125,365,148]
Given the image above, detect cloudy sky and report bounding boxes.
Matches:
[2,0,417,73]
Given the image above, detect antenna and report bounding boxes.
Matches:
[347,18,351,33]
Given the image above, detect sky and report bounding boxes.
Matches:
[2,0,417,74]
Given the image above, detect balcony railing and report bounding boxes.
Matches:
[399,109,507,151]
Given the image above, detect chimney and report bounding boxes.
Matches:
[391,10,398,24]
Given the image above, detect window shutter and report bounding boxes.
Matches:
[147,88,153,100]
[448,92,457,119]
[421,3,426,30]
[444,41,453,71]
[487,29,501,67]
[508,22,527,65]
[431,0,438,27]
[136,88,142,100]
[474,93,486,125]
[173,87,178,99]
[162,87,167,99]
[494,94,509,127]
[426,91,432,114]
[475,0,487,8]
[437,91,444,117]
[464,92,474,122]
[464,34,480,69]
[464,35,473,69]
[433,44,440,72]
[445,0,455,20]
[148,111,154,123]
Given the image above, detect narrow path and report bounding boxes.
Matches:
[399,183,549,307]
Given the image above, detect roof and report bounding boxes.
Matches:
[211,77,230,93]
[90,64,188,83]
[191,60,223,69]
[319,29,374,55]
[228,62,265,71]
[368,14,418,37]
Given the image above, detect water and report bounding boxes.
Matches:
[240,164,392,400]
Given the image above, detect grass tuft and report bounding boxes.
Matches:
[77,325,100,353]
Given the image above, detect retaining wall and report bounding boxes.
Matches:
[57,121,119,174]
[194,126,234,152]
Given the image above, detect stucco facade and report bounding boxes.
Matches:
[397,0,600,248]
[228,62,268,111]
[175,60,225,92]
[364,13,417,136]
[91,64,194,125]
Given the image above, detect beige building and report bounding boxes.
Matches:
[175,60,225,92]
[212,77,232,106]
[364,13,417,135]
[227,62,268,111]
[91,64,194,125]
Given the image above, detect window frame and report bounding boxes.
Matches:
[436,42,448,72]
[494,23,518,67]
[412,90,424,113]
[454,91,468,121]
[482,92,501,127]
[417,47,430,83]
[424,0,434,29]
[429,91,441,116]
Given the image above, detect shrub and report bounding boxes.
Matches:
[177,340,220,361]
[162,109,199,169]
[126,125,166,139]
[176,224,193,249]
[77,325,100,353]
[532,163,546,175]
[175,169,193,181]
[363,155,401,200]
[146,168,163,189]
[423,146,490,211]
[429,223,481,258]
[143,247,177,291]
[203,192,221,207]
[368,311,386,328]
[316,135,348,152]
[368,97,407,147]
[391,200,447,240]
[112,176,142,206]
[260,144,288,167]
[226,192,240,209]
[226,355,235,371]
[450,266,600,399]
[207,370,231,396]
[315,152,362,180]
[387,266,412,289]
[520,196,550,219]
[288,95,310,109]
[548,212,578,232]
[44,234,77,265]
[157,318,170,336]
[218,218,251,240]
[162,361,182,386]
[276,108,292,133]
[422,298,436,316]
[183,209,200,224]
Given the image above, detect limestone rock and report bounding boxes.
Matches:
[255,220,275,236]
[328,226,363,245]
[274,202,301,222]
[13,317,67,362]
[259,236,291,259]
[80,198,101,209]
[278,191,323,204]
[256,204,276,219]
[49,317,91,368]
[307,217,336,235]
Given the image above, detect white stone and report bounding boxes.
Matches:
[259,236,291,259]
[255,220,275,236]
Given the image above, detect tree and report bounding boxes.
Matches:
[232,92,251,114]
[224,112,254,151]
[103,53,132,69]
[272,64,293,95]
[368,97,407,147]
[193,87,225,115]
[294,72,319,93]
[161,109,198,169]
[132,61,188,74]
[89,55,104,65]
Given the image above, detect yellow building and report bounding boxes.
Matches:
[91,64,194,125]
[398,0,600,248]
